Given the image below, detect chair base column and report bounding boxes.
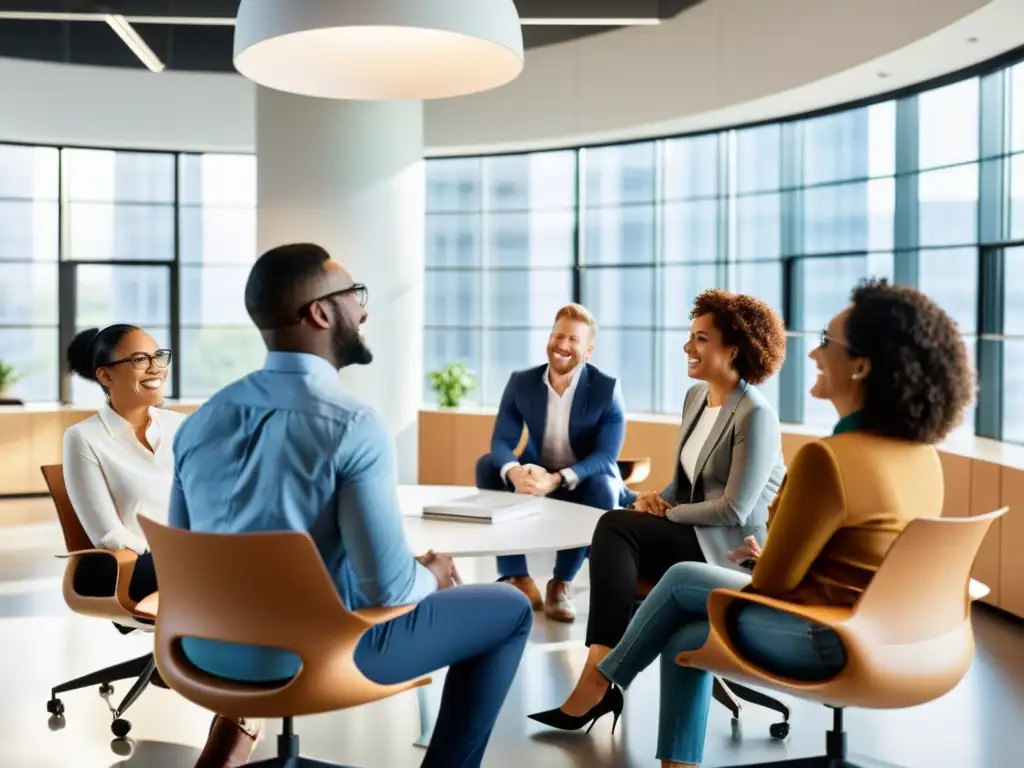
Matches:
[243,718,356,768]
[720,708,883,768]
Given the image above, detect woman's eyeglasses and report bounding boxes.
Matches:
[820,329,859,354]
[105,350,172,370]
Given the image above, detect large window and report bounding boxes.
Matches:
[425,152,576,406]
[423,54,1024,443]
[580,142,658,412]
[178,153,262,397]
[0,146,258,403]
[0,144,59,401]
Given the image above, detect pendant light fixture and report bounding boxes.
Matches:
[233,0,525,100]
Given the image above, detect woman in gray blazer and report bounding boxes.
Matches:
[529,289,788,730]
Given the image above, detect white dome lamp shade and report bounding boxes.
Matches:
[233,0,525,100]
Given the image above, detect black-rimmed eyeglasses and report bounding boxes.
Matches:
[820,329,858,355]
[296,284,368,319]
[105,350,172,370]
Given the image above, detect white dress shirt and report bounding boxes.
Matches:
[680,405,721,483]
[62,404,186,554]
[502,365,583,490]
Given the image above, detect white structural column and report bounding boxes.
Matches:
[256,87,425,483]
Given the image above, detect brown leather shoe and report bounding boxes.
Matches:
[194,715,262,768]
[544,579,576,623]
[504,576,543,610]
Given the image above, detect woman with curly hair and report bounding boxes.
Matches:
[529,289,789,729]
[533,279,975,768]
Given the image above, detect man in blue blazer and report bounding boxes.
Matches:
[476,304,626,623]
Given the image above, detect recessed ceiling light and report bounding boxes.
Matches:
[967,36,980,44]
[877,71,891,79]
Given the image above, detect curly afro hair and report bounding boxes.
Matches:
[690,289,787,386]
[845,278,975,444]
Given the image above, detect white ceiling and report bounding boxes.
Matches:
[425,0,1023,154]
[625,0,1024,145]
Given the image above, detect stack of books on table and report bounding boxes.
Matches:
[421,493,541,524]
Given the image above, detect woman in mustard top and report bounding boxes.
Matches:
[528,279,976,767]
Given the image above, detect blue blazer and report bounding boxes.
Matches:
[488,363,626,484]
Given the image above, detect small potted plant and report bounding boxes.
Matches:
[0,360,21,404]
[429,362,476,409]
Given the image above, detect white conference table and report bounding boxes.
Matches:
[398,484,605,559]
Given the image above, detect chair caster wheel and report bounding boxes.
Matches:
[111,718,132,739]
[730,717,742,740]
[46,698,64,716]
[99,683,114,697]
[769,721,790,740]
[48,714,66,732]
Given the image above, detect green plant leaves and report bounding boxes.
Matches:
[428,361,476,409]
[0,360,20,394]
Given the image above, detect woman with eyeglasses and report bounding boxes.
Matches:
[63,324,261,766]
[537,279,975,768]
[64,324,178,575]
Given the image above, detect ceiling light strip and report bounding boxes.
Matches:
[105,14,165,73]
[0,12,660,28]
[124,16,236,26]
[0,11,106,21]
[519,18,660,26]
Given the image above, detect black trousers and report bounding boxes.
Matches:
[585,508,705,648]
[74,552,158,634]
[74,551,157,602]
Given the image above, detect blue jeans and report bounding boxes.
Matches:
[356,584,533,768]
[475,453,621,582]
[597,562,846,765]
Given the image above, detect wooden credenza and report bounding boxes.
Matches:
[0,402,200,496]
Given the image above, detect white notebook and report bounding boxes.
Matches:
[421,493,541,524]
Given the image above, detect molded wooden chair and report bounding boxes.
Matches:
[616,457,651,487]
[139,516,431,768]
[674,508,1007,767]
[41,464,160,739]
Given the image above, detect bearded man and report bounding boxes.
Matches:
[475,303,627,623]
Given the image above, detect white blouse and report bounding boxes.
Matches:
[62,404,186,554]
[679,405,721,484]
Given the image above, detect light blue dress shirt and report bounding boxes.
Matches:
[169,351,436,681]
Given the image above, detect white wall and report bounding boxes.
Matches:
[0,0,997,154]
[0,57,254,152]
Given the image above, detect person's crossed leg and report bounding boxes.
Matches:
[476,453,621,622]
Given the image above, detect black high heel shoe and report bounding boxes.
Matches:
[527,684,623,734]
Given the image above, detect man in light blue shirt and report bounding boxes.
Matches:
[170,243,532,768]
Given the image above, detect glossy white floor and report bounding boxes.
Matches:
[1,499,1023,768]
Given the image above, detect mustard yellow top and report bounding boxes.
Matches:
[751,429,944,606]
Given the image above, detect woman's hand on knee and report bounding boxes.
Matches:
[633,491,670,517]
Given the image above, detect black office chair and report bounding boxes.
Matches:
[41,465,162,739]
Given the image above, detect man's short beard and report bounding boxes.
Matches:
[334,324,373,368]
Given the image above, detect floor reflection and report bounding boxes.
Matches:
[108,739,200,767]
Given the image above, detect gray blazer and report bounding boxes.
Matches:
[660,380,785,571]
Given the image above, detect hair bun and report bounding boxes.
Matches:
[67,328,101,381]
